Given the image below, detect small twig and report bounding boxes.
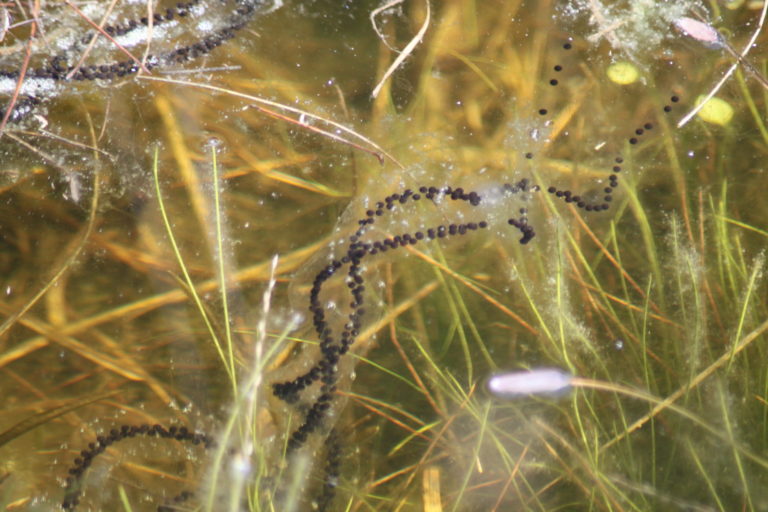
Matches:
[721,43,768,90]
[1,6,10,42]
[369,0,402,52]
[251,104,384,164]
[3,131,63,168]
[158,65,243,75]
[0,1,36,137]
[141,0,156,69]
[36,128,116,159]
[371,0,431,99]
[65,0,121,80]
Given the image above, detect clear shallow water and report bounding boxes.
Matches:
[1,0,768,510]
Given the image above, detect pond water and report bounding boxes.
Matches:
[1,0,768,510]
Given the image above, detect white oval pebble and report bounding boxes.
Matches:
[673,17,723,49]
[487,368,573,398]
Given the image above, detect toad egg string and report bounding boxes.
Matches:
[269,44,680,508]
[51,34,684,511]
[61,423,215,511]
[272,73,681,450]
[0,0,264,123]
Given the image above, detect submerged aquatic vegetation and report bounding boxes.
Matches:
[0,0,767,510]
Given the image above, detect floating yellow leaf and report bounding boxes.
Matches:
[696,96,734,126]
[607,62,639,85]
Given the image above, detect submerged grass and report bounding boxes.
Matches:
[0,0,767,510]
